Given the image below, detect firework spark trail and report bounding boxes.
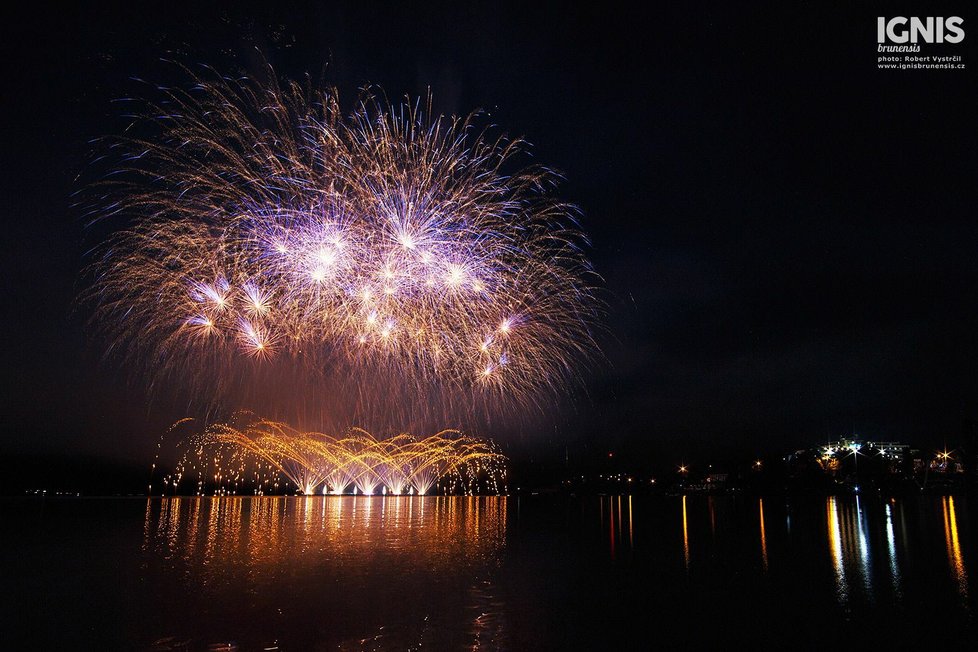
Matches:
[165,417,507,496]
[84,63,600,423]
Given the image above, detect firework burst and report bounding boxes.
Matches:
[163,416,507,496]
[84,62,599,423]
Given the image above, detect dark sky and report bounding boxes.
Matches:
[2,1,978,473]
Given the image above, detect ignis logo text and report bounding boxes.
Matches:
[878,17,965,44]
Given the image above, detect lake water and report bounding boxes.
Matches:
[4,494,977,649]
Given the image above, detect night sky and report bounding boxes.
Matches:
[2,2,978,482]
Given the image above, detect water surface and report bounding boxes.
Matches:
[4,494,977,649]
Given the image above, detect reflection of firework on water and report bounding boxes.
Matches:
[143,496,508,596]
[161,416,507,496]
[85,62,600,417]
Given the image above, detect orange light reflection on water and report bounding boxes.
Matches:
[759,498,768,572]
[603,495,636,559]
[145,495,507,588]
[827,496,847,604]
[943,496,968,599]
[682,495,690,571]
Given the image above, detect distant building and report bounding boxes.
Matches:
[812,438,917,477]
[785,436,965,491]
[817,438,909,461]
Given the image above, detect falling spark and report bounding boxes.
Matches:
[163,416,507,497]
[83,62,600,418]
